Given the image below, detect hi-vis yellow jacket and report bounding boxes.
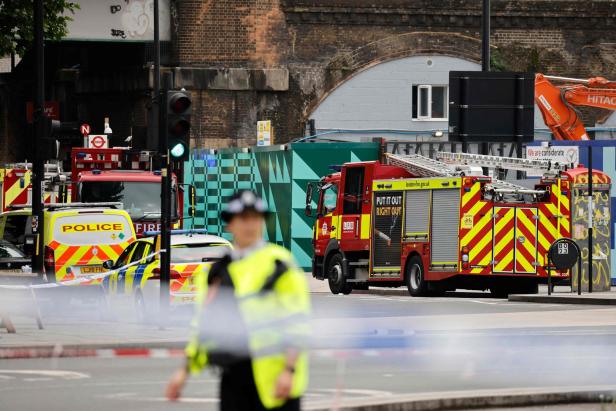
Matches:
[185,243,311,409]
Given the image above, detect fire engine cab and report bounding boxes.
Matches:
[71,147,190,237]
[306,152,611,297]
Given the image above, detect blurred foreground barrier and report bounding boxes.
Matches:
[0,251,159,333]
[0,270,42,333]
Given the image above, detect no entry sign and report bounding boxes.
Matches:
[80,123,91,136]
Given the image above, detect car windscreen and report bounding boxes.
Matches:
[171,243,230,263]
[53,213,134,246]
[79,181,178,220]
[1,215,29,245]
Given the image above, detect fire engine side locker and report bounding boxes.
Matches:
[430,186,462,270]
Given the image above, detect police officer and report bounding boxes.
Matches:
[166,190,310,410]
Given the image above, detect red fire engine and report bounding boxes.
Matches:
[71,147,191,236]
[306,152,611,297]
[1,146,193,237]
[1,162,69,212]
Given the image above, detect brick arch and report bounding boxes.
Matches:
[304,32,482,118]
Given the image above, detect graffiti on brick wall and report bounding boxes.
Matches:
[571,190,612,291]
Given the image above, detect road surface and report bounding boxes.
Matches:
[2,293,616,411]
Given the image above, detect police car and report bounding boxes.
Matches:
[103,230,231,322]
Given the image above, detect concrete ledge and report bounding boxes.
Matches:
[509,293,616,305]
[305,386,616,411]
[173,67,289,91]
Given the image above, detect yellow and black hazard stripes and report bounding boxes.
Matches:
[459,180,494,274]
[514,208,538,274]
[492,207,516,273]
[537,180,570,271]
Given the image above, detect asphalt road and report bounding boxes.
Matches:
[2,293,616,411]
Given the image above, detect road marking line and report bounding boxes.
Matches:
[0,370,90,380]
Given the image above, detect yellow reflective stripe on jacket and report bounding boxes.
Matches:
[184,244,310,409]
[185,265,210,374]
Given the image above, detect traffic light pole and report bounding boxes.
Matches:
[32,0,45,275]
[154,0,171,320]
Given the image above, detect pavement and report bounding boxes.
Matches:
[509,290,616,305]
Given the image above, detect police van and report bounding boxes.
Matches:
[33,203,134,283]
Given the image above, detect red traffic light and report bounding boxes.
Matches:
[169,119,190,137]
[169,93,191,114]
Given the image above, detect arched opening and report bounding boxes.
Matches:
[308,55,481,141]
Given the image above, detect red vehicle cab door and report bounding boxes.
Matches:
[314,182,338,257]
[339,165,370,250]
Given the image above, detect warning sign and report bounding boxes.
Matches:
[462,214,474,229]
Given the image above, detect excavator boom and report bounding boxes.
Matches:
[535,73,616,141]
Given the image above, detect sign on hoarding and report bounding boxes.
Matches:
[525,145,579,177]
[64,0,170,42]
[257,120,273,147]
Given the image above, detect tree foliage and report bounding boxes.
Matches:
[0,0,79,56]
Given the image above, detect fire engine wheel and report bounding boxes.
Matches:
[327,254,352,295]
[405,256,428,297]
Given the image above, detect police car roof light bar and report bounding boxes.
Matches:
[44,202,124,210]
[142,228,209,236]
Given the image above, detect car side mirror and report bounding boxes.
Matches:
[305,204,312,217]
[102,260,114,270]
[23,234,36,257]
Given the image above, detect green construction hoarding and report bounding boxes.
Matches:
[185,142,379,269]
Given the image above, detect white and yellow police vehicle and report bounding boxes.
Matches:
[42,203,136,283]
[103,230,231,321]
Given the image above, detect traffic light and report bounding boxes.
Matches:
[165,90,192,161]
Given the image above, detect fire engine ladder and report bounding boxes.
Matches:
[385,153,456,177]
[436,152,567,176]
[436,152,548,195]
[386,153,545,196]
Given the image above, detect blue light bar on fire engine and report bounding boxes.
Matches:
[142,228,209,236]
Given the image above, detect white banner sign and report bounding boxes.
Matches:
[257,120,273,147]
[64,0,170,42]
[525,145,579,177]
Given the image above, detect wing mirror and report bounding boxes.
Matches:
[305,182,314,217]
[102,260,114,270]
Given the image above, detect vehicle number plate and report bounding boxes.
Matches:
[80,266,105,274]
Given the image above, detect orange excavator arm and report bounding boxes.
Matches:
[535,73,616,141]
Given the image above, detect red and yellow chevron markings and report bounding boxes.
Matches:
[459,180,494,274]
[49,239,127,283]
[514,208,538,274]
[493,207,516,273]
[537,180,570,271]
[2,169,30,210]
